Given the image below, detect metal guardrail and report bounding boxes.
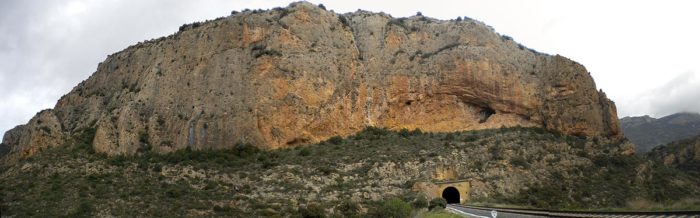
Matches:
[451,204,700,218]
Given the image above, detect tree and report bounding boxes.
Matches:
[368,198,412,218]
[412,194,429,209]
[428,198,447,210]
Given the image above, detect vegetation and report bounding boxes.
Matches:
[413,193,429,209]
[254,49,283,58]
[429,197,447,210]
[367,198,413,218]
[1,126,698,217]
[388,18,410,31]
[420,210,462,218]
[336,200,361,217]
[338,15,350,28]
[298,203,326,218]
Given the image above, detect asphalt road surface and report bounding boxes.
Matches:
[447,204,700,218]
[447,204,546,218]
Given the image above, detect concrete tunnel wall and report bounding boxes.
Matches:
[412,181,470,204]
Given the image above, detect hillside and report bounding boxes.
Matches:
[8,2,696,217]
[1,2,620,163]
[3,127,697,217]
[620,112,700,153]
[647,135,700,174]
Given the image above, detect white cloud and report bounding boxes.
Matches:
[620,71,700,117]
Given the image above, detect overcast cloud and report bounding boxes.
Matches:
[1,0,699,134]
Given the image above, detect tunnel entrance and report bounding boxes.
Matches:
[441,187,460,204]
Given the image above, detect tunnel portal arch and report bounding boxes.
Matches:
[412,180,470,204]
[441,186,460,204]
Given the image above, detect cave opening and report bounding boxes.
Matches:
[478,107,496,123]
[441,186,460,204]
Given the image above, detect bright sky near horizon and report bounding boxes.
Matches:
[1,0,699,134]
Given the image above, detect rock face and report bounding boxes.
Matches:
[1,2,620,159]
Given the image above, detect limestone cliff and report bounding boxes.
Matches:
[1,2,620,159]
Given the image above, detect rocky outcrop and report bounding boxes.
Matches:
[647,136,700,173]
[1,2,620,159]
[1,110,64,163]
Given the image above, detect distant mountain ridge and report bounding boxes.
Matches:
[621,112,700,153]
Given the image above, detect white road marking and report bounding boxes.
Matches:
[447,206,492,218]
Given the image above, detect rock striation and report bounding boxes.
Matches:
[1,2,620,160]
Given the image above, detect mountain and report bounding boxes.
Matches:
[1,3,697,216]
[1,2,620,162]
[620,112,700,153]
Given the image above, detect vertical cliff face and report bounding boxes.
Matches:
[1,2,620,160]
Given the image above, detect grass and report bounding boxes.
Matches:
[416,209,462,218]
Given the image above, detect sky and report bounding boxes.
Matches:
[1,0,699,134]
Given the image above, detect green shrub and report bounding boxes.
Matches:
[463,135,478,142]
[399,128,411,138]
[357,126,391,140]
[413,194,429,209]
[68,127,97,154]
[137,131,151,153]
[387,18,409,31]
[429,198,447,210]
[510,156,529,169]
[338,15,350,28]
[298,147,312,156]
[39,126,52,134]
[336,200,360,217]
[327,136,343,145]
[443,133,455,141]
[369,198,412,218]
[299,204,326,218]
[317,166,336,175]
[67,201,93,218]
[234,142,259,157]
[213,205,243,215]
[254,49,282,58]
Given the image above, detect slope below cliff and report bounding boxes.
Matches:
[5,127,688,217]
[1,2,620,160]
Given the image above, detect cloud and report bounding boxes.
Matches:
[647,71,700,117]
[0,0,244,134]
[620,71,700,118]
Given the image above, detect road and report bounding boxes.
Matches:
[447,204,545,218]
[446,204,700,218]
